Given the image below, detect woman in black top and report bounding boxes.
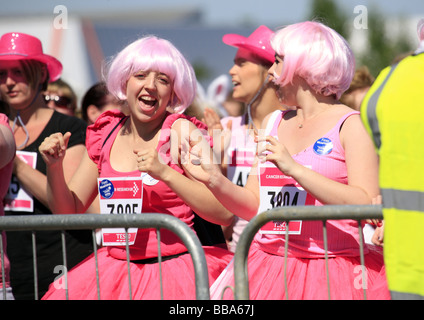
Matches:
[0,32,92,299]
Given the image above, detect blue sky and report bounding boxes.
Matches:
[1,0,423,27]
[1,0,423,98]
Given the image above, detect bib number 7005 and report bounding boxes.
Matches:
[98,177,143,246]
[106,203,139,214]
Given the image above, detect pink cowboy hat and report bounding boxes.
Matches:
[0,32,62,82]
[222,25,275,64]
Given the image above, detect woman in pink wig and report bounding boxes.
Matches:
[204,25,285,253]
[39,36,233,300]
[186,21,390,300]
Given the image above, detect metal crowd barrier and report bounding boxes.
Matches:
[233,204,383,300]
[0,213,210,300]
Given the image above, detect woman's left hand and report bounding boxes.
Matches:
[133,148,167,180]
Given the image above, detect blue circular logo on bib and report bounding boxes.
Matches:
[99,179,114,199]
[313,137,333,155]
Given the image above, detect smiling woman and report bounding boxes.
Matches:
[126,70,173,119]
[39,35,234,300]
[106,36,196,114]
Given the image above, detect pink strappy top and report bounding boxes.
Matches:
[254,110,369,258]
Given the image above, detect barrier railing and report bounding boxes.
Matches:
[233,204,383,300]
[0,213,210,300]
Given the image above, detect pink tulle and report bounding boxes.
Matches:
[42,246,233,300]
[211,243,390,300]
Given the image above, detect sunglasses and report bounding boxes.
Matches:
[43,94,72,109]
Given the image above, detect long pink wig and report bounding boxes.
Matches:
[106,36,197,113]
[271,21,355,100]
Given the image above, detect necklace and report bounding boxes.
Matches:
[297,106,333,129]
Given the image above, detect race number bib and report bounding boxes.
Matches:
[4,151,37,212]
[98,177,143,246]
[258,164,314,235]
[227,147,255,187]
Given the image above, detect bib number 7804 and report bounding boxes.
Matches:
[259,186,306,235]
[268,189,300,208]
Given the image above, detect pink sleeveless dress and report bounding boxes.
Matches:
[211,110,390,300]
[42,110,233,300]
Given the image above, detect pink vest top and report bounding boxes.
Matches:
[254,110,368,258]
[86,110,209,260]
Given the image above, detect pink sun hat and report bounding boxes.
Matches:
[0,32,62,82]
[222,25,275,64]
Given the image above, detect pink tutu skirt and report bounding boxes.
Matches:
[211,243,390,300]
[42,246,233,300]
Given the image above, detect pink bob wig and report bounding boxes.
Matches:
[271,21,355,100]
[105,36,197,114]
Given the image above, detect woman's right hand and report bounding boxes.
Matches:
[39,132,71,166]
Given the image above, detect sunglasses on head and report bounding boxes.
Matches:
[43,94,72,108]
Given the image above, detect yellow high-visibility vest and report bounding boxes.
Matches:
[361,52,424,298]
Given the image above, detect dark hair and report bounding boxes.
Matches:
[81,82,110,122]
[46,78,77,111]
[20,59,49,91]
[0,98,10,116]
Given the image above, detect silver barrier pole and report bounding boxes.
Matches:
[0,213,210,300]
[233,205,383,300]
